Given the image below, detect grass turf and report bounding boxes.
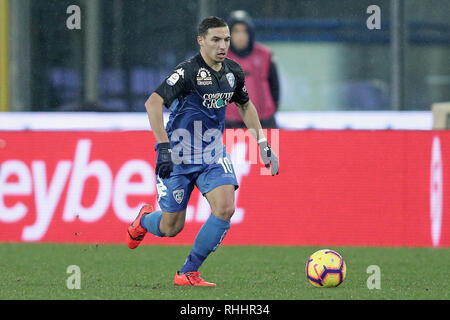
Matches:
[0,243,448,300]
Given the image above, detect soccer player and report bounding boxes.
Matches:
[126,16,279,286]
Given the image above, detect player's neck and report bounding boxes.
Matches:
[200,50,222,72]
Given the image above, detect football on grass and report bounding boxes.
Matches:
[306,249,346,287]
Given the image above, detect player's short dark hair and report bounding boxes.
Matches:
[198,16,228,37]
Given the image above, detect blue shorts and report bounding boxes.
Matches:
[156,153,239,212]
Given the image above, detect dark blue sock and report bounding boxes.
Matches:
[179,251,207,274]
[179,214,230,274]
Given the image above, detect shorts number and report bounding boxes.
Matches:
[218,157,233,173]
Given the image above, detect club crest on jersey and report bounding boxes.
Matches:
[196,67,212,85]
[173,189,184,204]
[226,73,235,88]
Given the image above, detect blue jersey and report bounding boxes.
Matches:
[154,53,249,173]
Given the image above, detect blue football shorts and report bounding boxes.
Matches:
[156,153,239,213]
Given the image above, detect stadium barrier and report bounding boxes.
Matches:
[432,102,450,129]
[0,111,433,130]
[0,130,449,247]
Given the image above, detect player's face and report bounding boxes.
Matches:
[198,26,231,65]
[231,23,249,50]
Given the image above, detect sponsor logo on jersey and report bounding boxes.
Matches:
[175,68,184,78]
[166,72,180,86]
[202,92,234,109]
[156,177,168,201]
[226,73,235,88]
[196,67,212,85]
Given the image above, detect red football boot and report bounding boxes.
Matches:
[126,204,153,249]
[174,271,216,287]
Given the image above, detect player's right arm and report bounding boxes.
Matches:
[145,63,190,143]
[145,92,173,178]
[145,93,170,144]
[145,63,191,178]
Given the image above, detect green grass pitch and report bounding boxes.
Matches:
[0,243,448,300]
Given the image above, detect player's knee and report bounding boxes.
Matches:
[215,204,235,221]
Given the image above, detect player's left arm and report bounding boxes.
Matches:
[236,99,279,176]
[230,60,279,175]
[235,99,263,140]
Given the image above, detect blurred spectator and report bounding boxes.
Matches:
[225,10,280,128]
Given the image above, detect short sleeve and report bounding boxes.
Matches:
[154,65,191,108]
[230,65,250,106]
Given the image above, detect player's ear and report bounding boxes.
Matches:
[197,35,204,47]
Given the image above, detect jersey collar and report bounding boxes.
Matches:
[196,52,227,77]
